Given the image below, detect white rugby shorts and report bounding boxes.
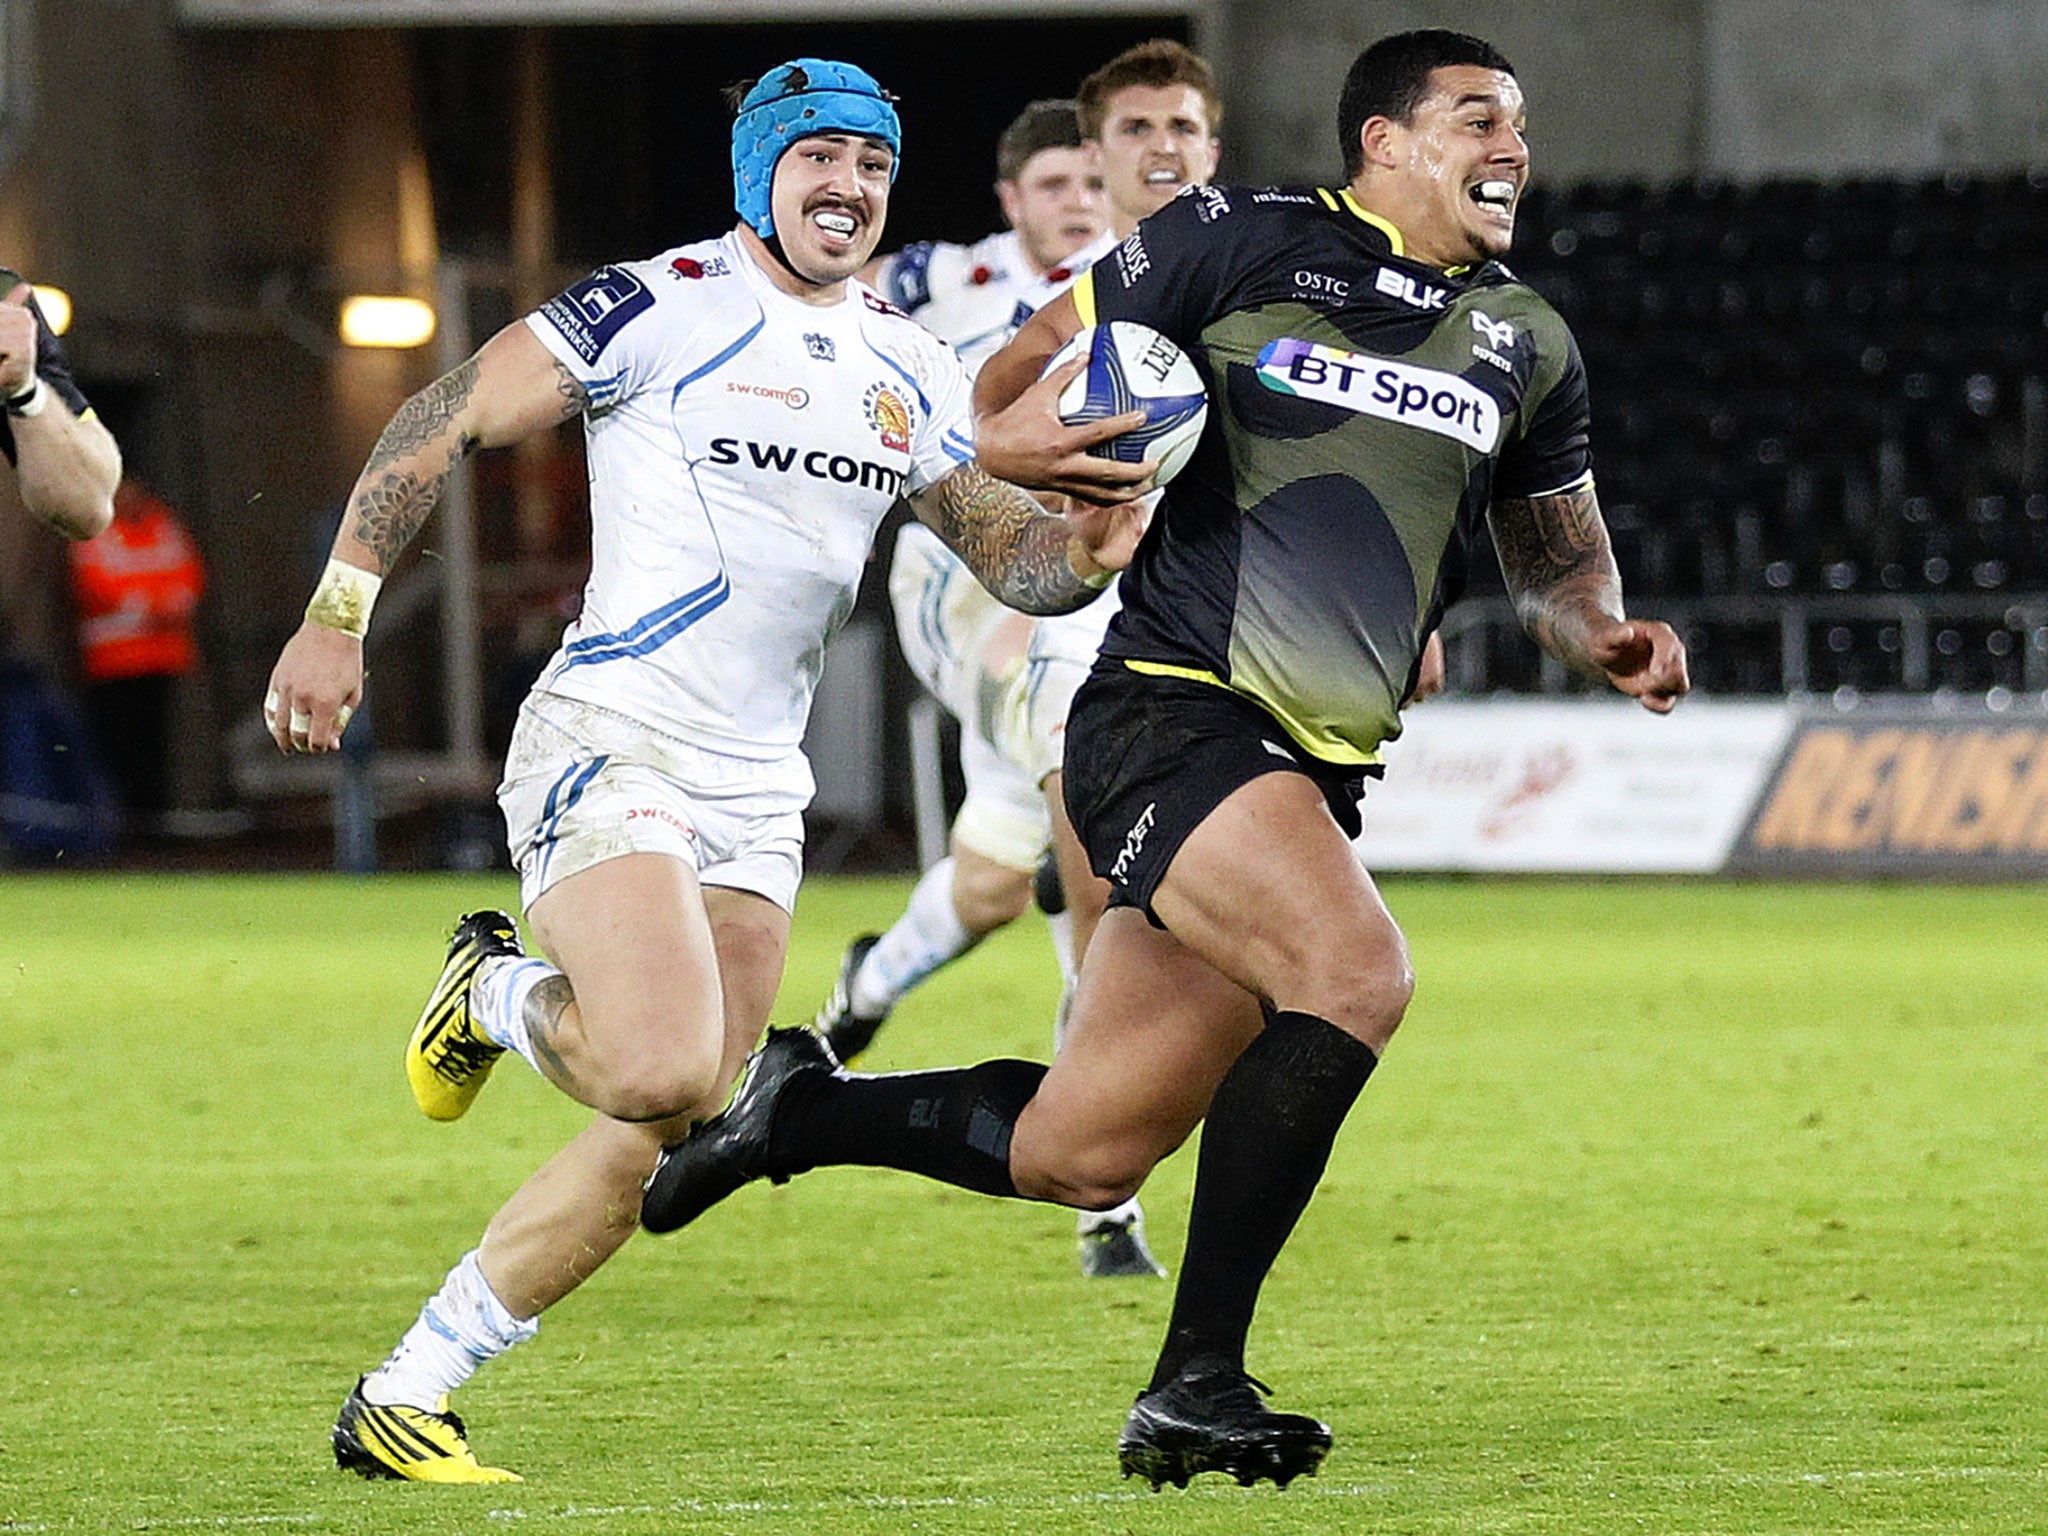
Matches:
[952,725,1050,873]
[889,524,1109,872]
[497,689,811,913]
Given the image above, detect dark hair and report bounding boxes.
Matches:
[1076,38,1222,141]
[995,99,1084,182]
[1337,30,1516,178]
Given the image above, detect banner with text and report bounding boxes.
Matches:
[1732,710,2048,875]
[1356,700,1797,873]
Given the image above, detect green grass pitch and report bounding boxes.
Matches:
[2,873,2046,1534]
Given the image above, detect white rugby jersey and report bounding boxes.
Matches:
[889,227,1127,652]
[981,225,1126,666]
[1012,230,1115,326]
[524,232,975,758]
[871,229,1045,365]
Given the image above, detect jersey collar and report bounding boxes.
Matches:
[1318,188,1481,279]
[1317,187,1406,256]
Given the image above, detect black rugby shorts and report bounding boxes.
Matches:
[1061,663,1371,924]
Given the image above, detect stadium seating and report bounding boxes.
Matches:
[1475,172,2048,695]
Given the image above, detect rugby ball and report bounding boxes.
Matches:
[1043,321,1208,486]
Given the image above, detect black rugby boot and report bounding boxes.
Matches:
[813,933,888,1063]
[641,1026,837,1234]
[1117,1358,1331,1490]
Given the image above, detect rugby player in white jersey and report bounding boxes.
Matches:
[262,58,1147,1484]
[812,50,1224,1279]
[830,103,1106,1063]
[864,98,1106,370]
[817,98,1145,1272]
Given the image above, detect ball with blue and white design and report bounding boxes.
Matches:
[1044,321,1209,486]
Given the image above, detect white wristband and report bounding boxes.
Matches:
[305,558,382,639]
[5,376,46,417]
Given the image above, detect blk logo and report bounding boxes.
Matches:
[1374,267,1447,310]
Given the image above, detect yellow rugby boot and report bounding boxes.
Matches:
[405,910,521,1121]
[332,1378,522,1484]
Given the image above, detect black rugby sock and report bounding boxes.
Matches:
[767,1059,1047,1198]
[1150,1009,1379,1390]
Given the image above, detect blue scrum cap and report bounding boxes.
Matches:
[731,59,903,239]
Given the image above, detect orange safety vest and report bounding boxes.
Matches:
[68,488,205,682]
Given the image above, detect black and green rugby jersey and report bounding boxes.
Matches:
[1074,184,1592,765]
[0,270,93,466]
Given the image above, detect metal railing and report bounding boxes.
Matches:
[1440,592,2048,699]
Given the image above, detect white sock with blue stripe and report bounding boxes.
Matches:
[851,855,975,1017]
[471,954,563,1077]
[362,1250,538,1410]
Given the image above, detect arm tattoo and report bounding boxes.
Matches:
[342,357,482,570]
[911,462,1094,616]
[1490,484,1623,669]
[1492,485,1606,588]
[551,358,590,420]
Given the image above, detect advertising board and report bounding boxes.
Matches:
[1355,700,1797,873]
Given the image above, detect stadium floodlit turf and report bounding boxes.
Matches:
[3,873,2045,1535]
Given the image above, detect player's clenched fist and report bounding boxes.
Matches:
[0,282,40,398]
[264,624,363,754]
[1588,618,1689,714]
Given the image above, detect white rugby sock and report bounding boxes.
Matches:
[1045,907,1078,996]
[471,954,563,1076]
[1078,1196,1145,1235]
[851,856,974,1017]
[361,1250,538,1410]
[1046,906,1080,1054]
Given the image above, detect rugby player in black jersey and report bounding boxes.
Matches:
[644,30,1688,1490]
[0,273,118,540]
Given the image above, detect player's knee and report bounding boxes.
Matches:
[1287,932,1414,1052]
[602,1028,725,1123]
[1360,965,1415,1051]
[1011,1140,1149,1211]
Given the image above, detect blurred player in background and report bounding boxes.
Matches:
[0,272,118,540]
[1079,38,1222,247]
[263,58,1145,1484]
[865,97,1106,373]
[826,104,1108,1101]
[646,30,1686,1490]
[816,45,1225,1280]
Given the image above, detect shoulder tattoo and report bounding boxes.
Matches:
[551,358,589,420]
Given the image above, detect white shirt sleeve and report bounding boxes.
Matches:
[903,336,977,497]
[524,260,673,413]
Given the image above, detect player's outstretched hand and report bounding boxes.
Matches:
[1588,618,1689,713]
[976,356,1154,505]
[0,283,40,398]
[264,623,365,754]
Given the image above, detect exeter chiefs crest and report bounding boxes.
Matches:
[864,382,912,452]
